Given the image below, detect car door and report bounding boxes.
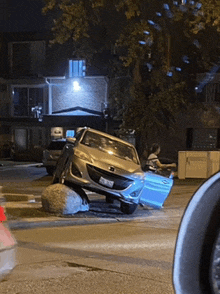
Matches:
[139,172,174,209]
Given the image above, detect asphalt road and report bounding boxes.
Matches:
[0,163,205,293]
[1,217,180,293]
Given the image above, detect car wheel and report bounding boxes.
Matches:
[106,196,114,204]
[120,202,138,214]
[173,172,220,294]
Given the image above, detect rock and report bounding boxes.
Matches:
[41,184,89,215]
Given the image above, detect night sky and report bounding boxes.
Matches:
[0,0,50,32]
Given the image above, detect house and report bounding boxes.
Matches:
[1,0,220,162]
[0,0,112,160]
[0,31,109,160]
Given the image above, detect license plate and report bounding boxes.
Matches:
[99,177,114,188]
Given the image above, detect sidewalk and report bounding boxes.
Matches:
[0,159,42,167]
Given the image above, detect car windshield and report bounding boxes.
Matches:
[81,131,139,164]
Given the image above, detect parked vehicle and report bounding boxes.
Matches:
[42,139,67,175]
[52,127,174,214]
[173,172,220,293]
[0,195,16,281]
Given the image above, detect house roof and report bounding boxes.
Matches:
[52,106,102,117]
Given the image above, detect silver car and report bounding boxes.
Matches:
[52,127,145,214]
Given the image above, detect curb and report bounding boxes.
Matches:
[8,217,121,230]
[7,207,185,230]
[0,161,42,167]
[3,194,35,202]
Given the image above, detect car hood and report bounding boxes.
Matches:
[77,145,143,175]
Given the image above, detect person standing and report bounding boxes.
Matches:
[146,143,176,172]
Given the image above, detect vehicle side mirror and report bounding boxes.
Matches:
[66,137,76,144]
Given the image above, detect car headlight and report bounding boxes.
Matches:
[74,149,92,163]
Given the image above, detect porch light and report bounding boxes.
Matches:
[73,81,81,91]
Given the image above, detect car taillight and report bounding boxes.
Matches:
[0,206,7,222]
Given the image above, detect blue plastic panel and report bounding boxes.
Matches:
[139,172,174,209]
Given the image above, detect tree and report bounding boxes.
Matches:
[42,0,220,154]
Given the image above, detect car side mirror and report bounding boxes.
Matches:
[66,137,76,145]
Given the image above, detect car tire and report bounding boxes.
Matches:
[120,202,138,214]
[173,172,220,294]
[106,196,114,204]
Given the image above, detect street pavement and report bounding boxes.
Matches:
[0,160,208,294]
[0,159,205,230]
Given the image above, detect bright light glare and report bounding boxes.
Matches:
[73,81,81,91]
[107,150,113,155]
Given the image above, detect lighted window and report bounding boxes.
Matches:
[66,130,75,137]
[69,60,86,77]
